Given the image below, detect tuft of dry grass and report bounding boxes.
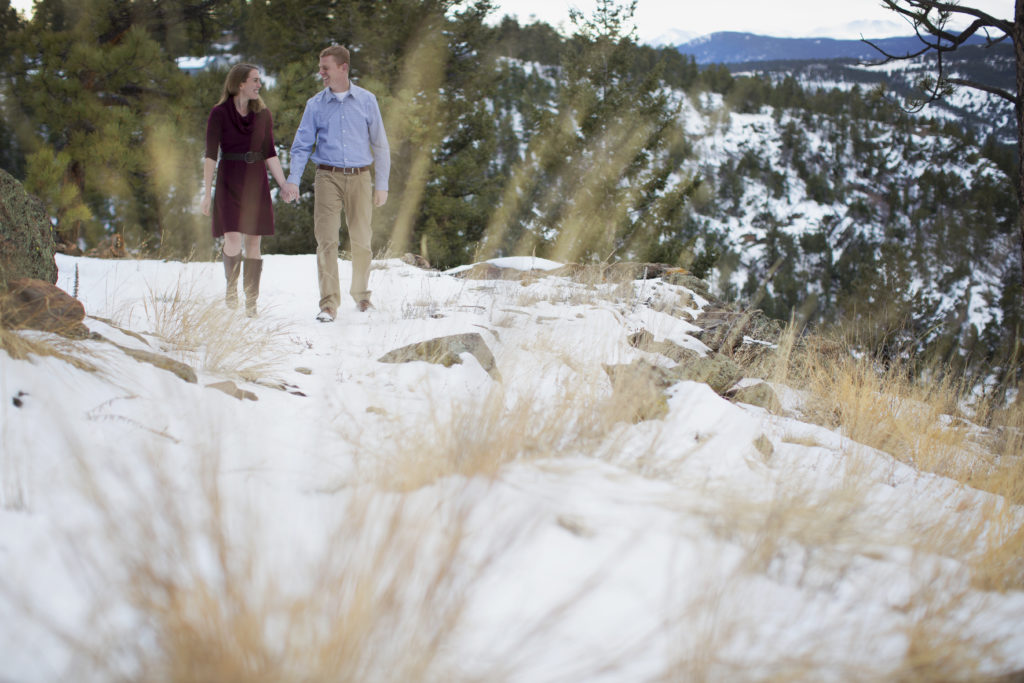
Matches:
[0,324,99,373]
[356,375,650,491]
[138,278,292,380]
[750,324,1024,595]
[893,581,1004,682]
[338,320,675,491]
[762,326,1007,491]
[32,446,493,683]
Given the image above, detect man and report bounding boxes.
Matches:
[285,45,390,322]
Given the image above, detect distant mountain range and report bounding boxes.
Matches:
[677,31,986,65]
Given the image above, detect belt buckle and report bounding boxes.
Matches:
[341,166,356,175]
[243,151,257,163]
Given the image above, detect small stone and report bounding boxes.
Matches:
[754,435,774,460]
[206,380,258,401]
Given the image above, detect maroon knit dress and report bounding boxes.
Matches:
[204,100,277,237]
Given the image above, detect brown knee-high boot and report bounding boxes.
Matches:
[223,250,242,309]
[243,258,263,318]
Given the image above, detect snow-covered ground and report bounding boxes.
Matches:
[1,253,1022,680]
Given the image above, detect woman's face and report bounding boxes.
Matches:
[238,69,261,100]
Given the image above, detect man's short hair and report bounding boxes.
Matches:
[320,45,350,66]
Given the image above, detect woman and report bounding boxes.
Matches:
[200,63,290,317]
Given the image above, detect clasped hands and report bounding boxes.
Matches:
[280,182,300,203]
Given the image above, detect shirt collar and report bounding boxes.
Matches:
[320,84,359,103]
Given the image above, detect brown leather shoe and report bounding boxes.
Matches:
[316,307,336,322]
[357,299,373,312]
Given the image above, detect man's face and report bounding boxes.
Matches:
[318,56,348,91]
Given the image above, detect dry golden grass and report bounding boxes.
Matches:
[967,499,1024,593]
[46,447,491,683]
[0,323,99,372]
[892,580,1007,683]
[780,432,831,449]
[753,324,1024,598]
[357,372,649,492]
[137,277,292,381]
[658,456,1019,680]
[764,326,1013,492]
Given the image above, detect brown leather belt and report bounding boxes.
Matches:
[317,164,370,174]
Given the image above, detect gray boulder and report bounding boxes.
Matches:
[672,353,744,395]
[602,360,674,421]
[628,329,700,363]
[379,332,501,382]
[693,303,783,354]
[728,382,782,413]
[663,272,713,299]
[602,352,745,422]
[0,169,57,285]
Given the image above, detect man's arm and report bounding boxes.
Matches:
[286,100,318,190]
[366,96,390,193]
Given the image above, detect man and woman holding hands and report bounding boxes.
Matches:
[201,45,389,321]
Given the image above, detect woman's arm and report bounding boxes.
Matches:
[200,157,216,216]
[265,156,288,194]
[201,107,221,217]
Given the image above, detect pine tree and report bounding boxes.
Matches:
[485,0,696,264]
[0,0,28,179]
[5,0,210,252]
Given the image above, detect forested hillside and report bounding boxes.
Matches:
[0,0,1020,387]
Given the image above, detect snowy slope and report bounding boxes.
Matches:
[1,253,1022,680]
[671,87,1016,346]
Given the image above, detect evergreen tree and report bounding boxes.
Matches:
[4,0,222,253]
[484,0,696,264]
[0,0,28,179]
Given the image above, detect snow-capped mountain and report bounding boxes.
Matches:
[646,27,697,48]
[808,19,910,41]
[677,31,990,65]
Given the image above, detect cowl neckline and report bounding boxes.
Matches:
[226,100,255,134]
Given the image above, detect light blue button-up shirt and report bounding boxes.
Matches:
[287,83,391,191]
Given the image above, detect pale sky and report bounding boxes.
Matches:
[8,0,1013,45]
[490,0,1013,44]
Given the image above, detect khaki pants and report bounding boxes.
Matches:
[313,169,373,310]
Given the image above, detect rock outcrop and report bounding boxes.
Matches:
[693,303,784,355]
[0,278,87,338]
[727,382,782,413]
[0,169,57,285]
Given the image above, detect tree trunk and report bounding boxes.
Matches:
[1016,0,1024,293]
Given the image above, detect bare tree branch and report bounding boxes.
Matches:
[881,0,1012,33]
[947,77,1018,103]
[861,38,930,64]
